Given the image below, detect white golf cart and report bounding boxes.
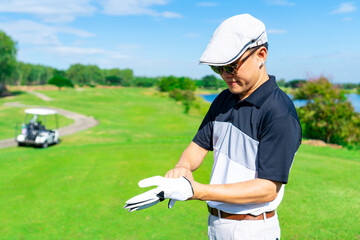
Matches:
[16,108,59,148]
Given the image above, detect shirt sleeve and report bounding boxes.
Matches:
[257,115,302,184]
[192,101,216,151]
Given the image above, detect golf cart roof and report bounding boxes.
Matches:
[25,108,57,115]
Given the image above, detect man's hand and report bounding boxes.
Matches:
[124,176,194,212]
[165,166,194,181]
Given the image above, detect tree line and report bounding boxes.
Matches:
[0,30,226,95]
[1,30,359,147]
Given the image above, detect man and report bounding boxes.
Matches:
[125,14,301,239]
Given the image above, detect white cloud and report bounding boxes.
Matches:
[161,11,182,18]
[39,46,129,64]
[0,0,183,20]
[101,0,182,18]
[330,2,357,14]
[0,20,95,45]
[265,0,295,6]
[197,2,218,7]
[267,29,286,34]
[45,46,106,55]
[0,0,96,23]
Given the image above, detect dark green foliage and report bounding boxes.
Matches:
[53,69,66,77]
[198,75,226,89]
[17,62,54,85]
[158,76,196,92]
[48,75,74,90]
[169,89,195,113]
[118,68,133,87]
[294,77,360,148]
[286,79,307,88]
[0,31,17,96]
[133,76,159,87]
[66,64,87,85]
[276,78,286,88]
[336,83,359,90]
[158,76,197,114]
[105,75,122,85]
[102,68,134,86]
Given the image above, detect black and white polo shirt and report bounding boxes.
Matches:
[193,75,302,215]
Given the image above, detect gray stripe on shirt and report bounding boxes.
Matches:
[213,121,259,171]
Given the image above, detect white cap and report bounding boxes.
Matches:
[199,14,267,66]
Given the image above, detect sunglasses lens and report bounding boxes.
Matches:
[223,66,235,74]
[210,66,222,75]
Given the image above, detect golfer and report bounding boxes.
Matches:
[125,14,301,239]
[166,14,301,239]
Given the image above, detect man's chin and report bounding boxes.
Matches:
[227,87,243,95]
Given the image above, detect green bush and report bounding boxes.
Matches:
[133,76,158,87]
[294,77,360,148]
[158,76,196,92]
[198,75,226,89]
[169,89,195,114]
[48,75,74,90]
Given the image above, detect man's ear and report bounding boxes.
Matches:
[257,46,268,63]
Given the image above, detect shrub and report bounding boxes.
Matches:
[48,75,74,90]
[294,77,360,147]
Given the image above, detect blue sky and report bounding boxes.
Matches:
[0,0,359,83]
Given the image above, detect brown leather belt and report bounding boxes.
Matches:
[208,205,275,221]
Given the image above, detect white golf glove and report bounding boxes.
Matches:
[124,176,194,212]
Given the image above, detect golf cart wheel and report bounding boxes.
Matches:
[18,142,25,147]
[42,142,48,148]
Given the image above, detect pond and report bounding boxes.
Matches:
[200,93,360,113]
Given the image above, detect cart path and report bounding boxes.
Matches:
[27,91,53,101]
[0,102,99,149]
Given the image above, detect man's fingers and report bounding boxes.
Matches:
[165,167,192,179]
[165,170,173,178]
[185,171,194,181]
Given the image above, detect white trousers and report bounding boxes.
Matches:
[208,212,281,240]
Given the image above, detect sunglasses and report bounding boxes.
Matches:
[210,46,260,75]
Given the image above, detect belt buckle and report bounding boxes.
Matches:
[217,209,222,218]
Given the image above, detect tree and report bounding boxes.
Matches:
[158,76,196,92]
[66,64,87,86]
[294,77,360,147]
[105,75,122,85]
[276,78,286,88]
[86,64,103,85]
[48,75,74,90]
[0,31,17,96]
[200,75,226,89]
[118,68,134,87]
[133,76,158,87]
[286,79,306,88]
[103,68,134,86]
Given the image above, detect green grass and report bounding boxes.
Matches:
[0,87,359,239]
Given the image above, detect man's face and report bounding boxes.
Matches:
[220,48,262,98]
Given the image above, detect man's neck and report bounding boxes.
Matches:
[239,70,269,101]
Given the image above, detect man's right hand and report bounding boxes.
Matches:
[165,166,194,181]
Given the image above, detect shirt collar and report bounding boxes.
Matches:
[240,75,278,108]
